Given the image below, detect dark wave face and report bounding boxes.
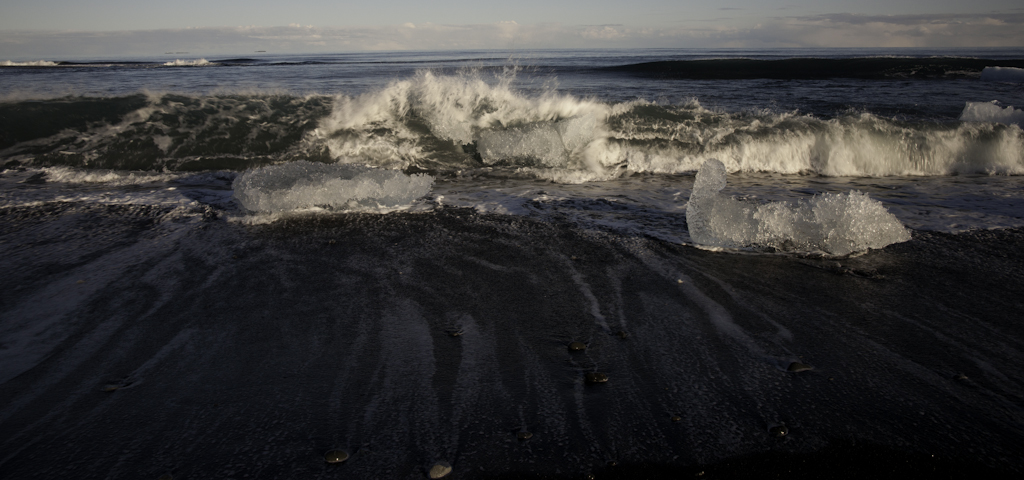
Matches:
[603,57,1024,80]
[0,93,333,171]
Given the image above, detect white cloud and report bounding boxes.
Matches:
[1,13,1022,58]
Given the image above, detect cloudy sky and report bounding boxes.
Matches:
[2,1,1023,57]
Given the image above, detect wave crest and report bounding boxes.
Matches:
[2,72,1022,179]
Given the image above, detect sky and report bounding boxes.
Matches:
[1,1,1023,57]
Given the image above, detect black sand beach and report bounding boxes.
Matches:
[2,203,1022,479]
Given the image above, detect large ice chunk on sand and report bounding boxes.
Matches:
[233,161,433,213]
[686,159,910,255]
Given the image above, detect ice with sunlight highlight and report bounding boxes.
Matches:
[686,159,911,255]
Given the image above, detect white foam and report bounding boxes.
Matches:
[312,71,1024,178]
[980,66,1024,83]
[232,160,433,213]
[312,69,617,177]
[686,159,911,255]
[959,101,1024,126]
[41,166,183,186]
[613,107,1024,176]
[163,58,213,67]
[1,60,59,67]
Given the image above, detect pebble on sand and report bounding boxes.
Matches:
[671,415,682,422]
[769,425,789,437]
[429,461,452,478]
[324,449,349,463]
[585,372,609,384]
[517,431,533,440]
[568,341,587,351]
[787,362,813,372]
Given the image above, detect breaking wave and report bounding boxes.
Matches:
[2,70,1023,180]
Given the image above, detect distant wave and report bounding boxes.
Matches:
[981,66,1024,83]
[603,57,1024,80]
[163,58,215,67]
[1,60,59,67]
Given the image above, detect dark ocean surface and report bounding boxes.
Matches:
[1,48,1023,478]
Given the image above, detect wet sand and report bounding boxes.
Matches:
[1,204,1022,478]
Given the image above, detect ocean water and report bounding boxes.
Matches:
[3,49,1024,242]
[2,49,1024,478]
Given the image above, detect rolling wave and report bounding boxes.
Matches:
[602,57,1024,80]
[2,71,1022,179]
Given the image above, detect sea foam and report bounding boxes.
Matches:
[232,161,433,213]
[686,159,911,255]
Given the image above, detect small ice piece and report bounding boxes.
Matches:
[232,161,433,213]
[958,100,1024,125]
[980,66,1024,83]
[685,159,910,255]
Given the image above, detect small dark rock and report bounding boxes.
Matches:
[585,372,608,384]
[517,431,533,440]
[787,362,813,372]
[616,331,629,339]
[568,341,587,351]
[671,415,682,422]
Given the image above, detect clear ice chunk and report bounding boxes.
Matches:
[686,159,911,255]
